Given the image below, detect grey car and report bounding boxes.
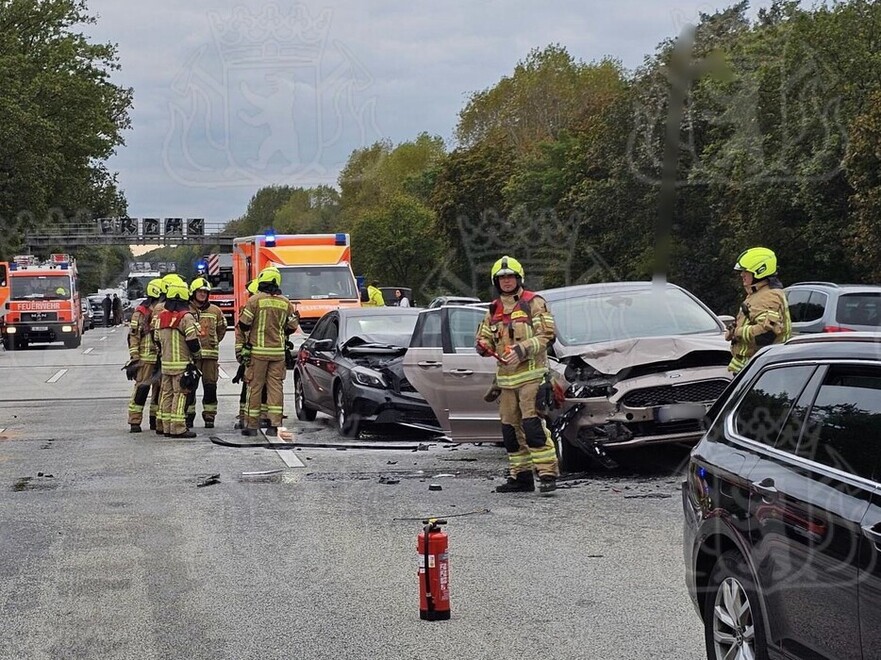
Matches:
[403,282,734,469]
[786,281,881,333]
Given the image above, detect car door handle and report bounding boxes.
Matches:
[449,368,473,376]
[417,361,441,368]
[751,478,778,501]
[862,524,881,548]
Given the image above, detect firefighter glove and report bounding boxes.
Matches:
[123,359,141,381]
[240,342,252,363]
[180,363,202,391]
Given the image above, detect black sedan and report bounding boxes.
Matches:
[293,308,442,437]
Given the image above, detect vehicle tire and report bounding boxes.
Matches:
[294,373,318,421]
[64,334,82,349]
[334,384,359,438]
[703,550,769,660]
[555,435,591,473]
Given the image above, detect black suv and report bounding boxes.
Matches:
[683,333,881,660]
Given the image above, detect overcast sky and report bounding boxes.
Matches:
[85,0,773,228]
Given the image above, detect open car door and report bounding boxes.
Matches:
[404,305,500,441]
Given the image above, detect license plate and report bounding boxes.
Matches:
[31,326,49,332]
[655,403,707,423]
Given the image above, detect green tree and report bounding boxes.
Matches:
[350,195,442,291]
[273,185,342,234]
[0,0,132,259]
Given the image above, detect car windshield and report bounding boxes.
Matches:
[836,293,881,327]
[548,287,721,345]
[11,275,72,300]
[280,266,358,300]
[344,314,418,347]
[126,275,157,299]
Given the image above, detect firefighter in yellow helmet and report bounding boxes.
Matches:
[475,256,560,494]
[238,267,299,436]
[150,275,185,434]
[185,277,226,428]
[727,247,792,373]
[153,281,201,438]
[125,278,163,433]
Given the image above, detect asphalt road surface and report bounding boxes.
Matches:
[0,325,705,660]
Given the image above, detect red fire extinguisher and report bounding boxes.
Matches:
[418,518,450,620]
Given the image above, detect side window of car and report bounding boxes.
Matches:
[803,291,827,322]
[325,320,339,347]
[447,307,485,353]
[310,315,332,341]
[796,365,881,480]
[410,311,442,348]
[734,366,816,447]
[787,289,812,323]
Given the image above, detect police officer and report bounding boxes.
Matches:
[185,277,226,428]
[238,267,299,436]
[476,256,560,493]
[727,247,792,373]
[125,278,163,433]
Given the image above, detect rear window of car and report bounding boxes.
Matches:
[797,365,881,480]
[836,293,881,327]
[548,287,720,345]
[734,366,816,447]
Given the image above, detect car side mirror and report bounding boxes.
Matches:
[717,314,735,325]
[313,338,334,351]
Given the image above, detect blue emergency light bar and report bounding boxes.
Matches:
[265,229,276,247]
[335,233,347,245]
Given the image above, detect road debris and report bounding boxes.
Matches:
[379,476,400,485]
[428,484,443,491]
[196,474,221,488]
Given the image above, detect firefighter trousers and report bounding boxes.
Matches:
[245,358,285,428]
[128,362,158,426]
[239,374,268,422]
[499,380,559,478]
[185,358,219,423]
[159,373,189,436]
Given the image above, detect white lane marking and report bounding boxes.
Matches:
[82,347,94,355]
[218,367,230,380]
[276,450,305,468]
[0,428,5,434]
[100,336,107,341]
[46,369,68,384]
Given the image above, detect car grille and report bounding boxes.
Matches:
[22,312,58,322]
[624,419,704,436]
[621,379,729,408]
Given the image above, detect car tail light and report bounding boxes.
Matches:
[823,326,855,333]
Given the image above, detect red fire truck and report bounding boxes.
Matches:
[1,254,84,350]
[197,253,235,327]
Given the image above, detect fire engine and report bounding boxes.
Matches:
[232,232,361,334]
[196,253,235,327]
[1,254,84,350]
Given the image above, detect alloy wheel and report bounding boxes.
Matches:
[712,576,756,660]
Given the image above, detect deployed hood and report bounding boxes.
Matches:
[555,335,729,375]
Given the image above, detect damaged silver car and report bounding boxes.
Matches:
[543,282,732,470]
[403,282,732,470]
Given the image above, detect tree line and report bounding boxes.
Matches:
[228,0,881,312]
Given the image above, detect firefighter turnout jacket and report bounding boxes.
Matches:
[728,279,792,373]
[191,301,227,359]
[128,303,158,364]
[155,309,201,374]
[476,290,556,388]
[239,292,299,360]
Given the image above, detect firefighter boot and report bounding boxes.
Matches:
[129,425,142,434]
[186,414,195,429]
[539,476,557,494]
[495,472,535,493]
[265,426,278,437]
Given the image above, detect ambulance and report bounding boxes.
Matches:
[1,254,84,350]
[232,233,361,334]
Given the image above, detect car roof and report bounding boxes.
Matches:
[538,280,686,300]
[336,307,421,318]
[787,282,881,292]
[753,333,881,367]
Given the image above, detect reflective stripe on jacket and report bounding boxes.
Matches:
[191,302,227,360]
[128,306,158,363]
[156,311,199,374]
